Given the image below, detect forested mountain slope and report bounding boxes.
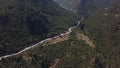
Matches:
[80,5,120,68]
[0,1,120,67]
[0,0,79,56]
[0,27,96,68]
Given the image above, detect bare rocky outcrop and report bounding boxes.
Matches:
[77,33,95,48]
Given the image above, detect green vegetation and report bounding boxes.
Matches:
[0,0,79,56]
[0,0,119,68]
[80,5,120,68]
[0,27,96,68]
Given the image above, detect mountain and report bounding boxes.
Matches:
[0,36,96,68]
[55,0,120,16]
[0,2,119,68]
[80,4,120,67]
[54,0,81,11]
[0,6,120,68]
[0,0,79,56]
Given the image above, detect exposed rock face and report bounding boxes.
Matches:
[55,0,81,11]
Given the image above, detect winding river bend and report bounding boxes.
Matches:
[0,17,84,60]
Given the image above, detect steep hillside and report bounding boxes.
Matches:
[55,0,120,16]
[80,5,120,68]
[0,28,96,68]
[0,1,119,67]
[0,0,79,56]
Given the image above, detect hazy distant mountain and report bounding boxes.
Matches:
[55,0,120,16]
[55,0,81,11]
[0,0,79,56]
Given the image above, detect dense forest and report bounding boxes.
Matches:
[0,28,96,68]
[0,0,119,68]
[0,0,79,56]
[80,5,120,68]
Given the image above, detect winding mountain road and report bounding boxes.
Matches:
[0,17,84,61]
